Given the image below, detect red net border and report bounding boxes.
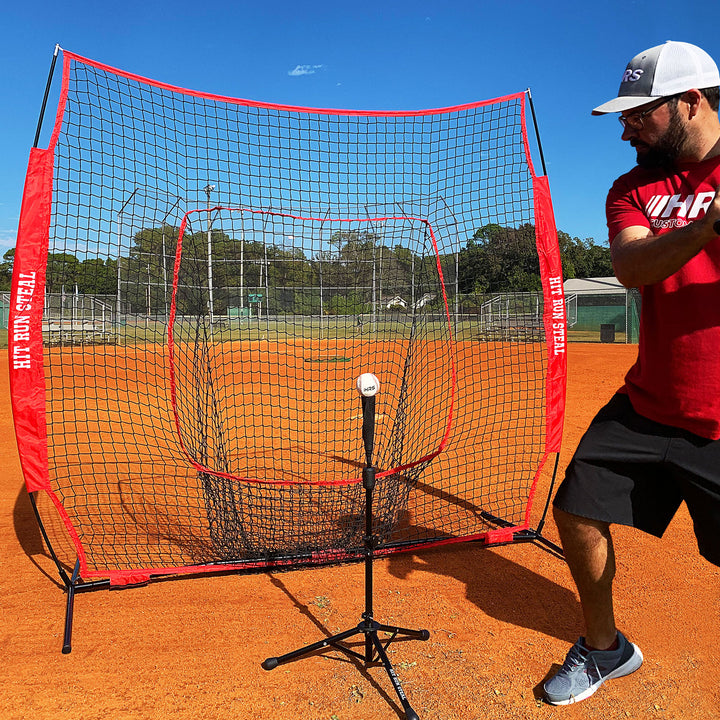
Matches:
[168,207,457,488]
[9,48,566,584]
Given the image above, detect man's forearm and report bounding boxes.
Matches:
[611,188,720,288]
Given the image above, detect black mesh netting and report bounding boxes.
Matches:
[19,50,560,578]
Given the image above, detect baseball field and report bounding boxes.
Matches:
[1,343,717,719]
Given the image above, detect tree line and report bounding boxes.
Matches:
[0,223,612,312]
[458,223,612,294]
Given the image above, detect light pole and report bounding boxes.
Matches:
[203,184,215,324]
[240,228,245,318]
[115,187,139,327]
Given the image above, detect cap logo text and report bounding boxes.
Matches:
[622,68,644,83]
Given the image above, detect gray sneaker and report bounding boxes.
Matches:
[543,631,643,705]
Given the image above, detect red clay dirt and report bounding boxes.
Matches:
[1,344,718,720]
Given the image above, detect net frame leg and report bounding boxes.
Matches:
[62,558,81,654]
[488,452,564,558]
[27,490,111,653]
[533,454,565,557]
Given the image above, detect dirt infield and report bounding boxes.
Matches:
[1,344,718,720]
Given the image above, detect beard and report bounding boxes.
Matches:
[633,104,691,171]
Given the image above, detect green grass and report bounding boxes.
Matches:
[0,324,635,352]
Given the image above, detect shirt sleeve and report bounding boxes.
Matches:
[605,172,651,244]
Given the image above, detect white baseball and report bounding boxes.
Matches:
[356,373,380,397]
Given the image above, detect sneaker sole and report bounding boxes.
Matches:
[546,643,644,706]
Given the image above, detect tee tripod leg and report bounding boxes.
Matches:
[262,476,429,717]
[262,382,429,718]
[262,614,429,720]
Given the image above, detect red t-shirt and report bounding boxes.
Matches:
[606,155,720,439]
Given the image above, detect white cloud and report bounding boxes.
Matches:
[0,228,18,252]
[288,64,326,77]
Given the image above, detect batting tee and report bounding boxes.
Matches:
[10,47,567,648]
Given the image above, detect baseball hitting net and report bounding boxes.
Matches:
[10,48,566,645]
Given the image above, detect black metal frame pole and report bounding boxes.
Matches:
[33,44,61,149]
[526,88,548,177]
[525,89,566,559]
[533,453,564,556]
[28,491,111,653]
[28,491,72,587]
[62,559,82,653]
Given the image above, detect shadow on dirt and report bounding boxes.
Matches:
[385,538,581,643]
[13,483,581,644]
[12,487,68,587]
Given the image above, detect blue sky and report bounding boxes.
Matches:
[1,0,718,259]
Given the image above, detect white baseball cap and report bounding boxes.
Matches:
[592,41,720,115]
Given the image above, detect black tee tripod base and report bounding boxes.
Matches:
[262,392,429,720]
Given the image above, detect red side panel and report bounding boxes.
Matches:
[534,175,567,453]
[9,147,53,492]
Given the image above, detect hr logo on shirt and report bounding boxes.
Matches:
[645,191,716,229]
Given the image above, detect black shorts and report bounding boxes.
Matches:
[553,393,720,567]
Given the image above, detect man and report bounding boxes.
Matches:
[543,41,720,705]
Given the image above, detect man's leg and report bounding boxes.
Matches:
[544,507,642,705]
[553,506,617,650]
